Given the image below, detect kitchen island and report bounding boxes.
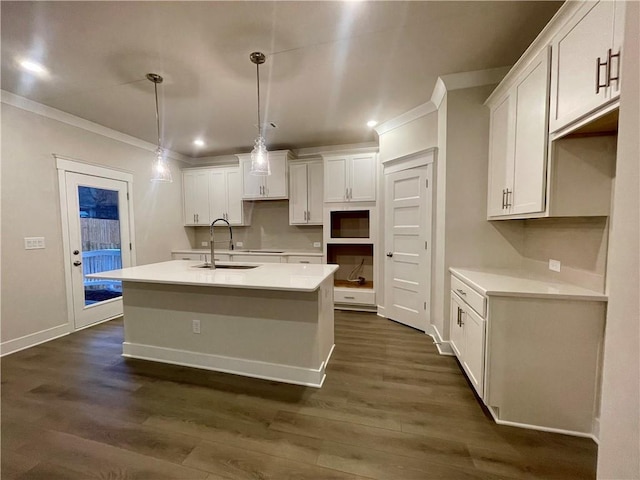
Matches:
[89,260,338,387]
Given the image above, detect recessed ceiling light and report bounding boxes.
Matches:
[19,58,48,76]
[193,139,205,147]
[367,120,378,128]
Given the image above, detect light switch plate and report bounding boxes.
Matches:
[549,259,561,272]
[201,241,208,247]
[236,241,243,247]
[24,237,45,249]
[313,242,321,248]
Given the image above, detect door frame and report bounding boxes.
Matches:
[380,148,436,329]
[56,155,136,331]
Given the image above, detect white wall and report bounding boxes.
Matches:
[1,102,191,346]
[597,1,640,477]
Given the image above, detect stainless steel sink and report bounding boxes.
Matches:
[194,264,258,270]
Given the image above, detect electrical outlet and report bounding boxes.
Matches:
[192,319,201,334]
[236,241,243,247]
[313,242,321,248]
[24,237,45,249]
[549,259,561,272]
[201,241,208,247]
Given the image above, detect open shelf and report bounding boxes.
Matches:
[330,209,370,239]
[334,279,374,290]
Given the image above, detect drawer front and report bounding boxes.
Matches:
[334,288,375,305]
[232,254,282,264]
[288,255,322,264]
[451,275,486,317]
[213,254,230,262]
[172,253,203,260]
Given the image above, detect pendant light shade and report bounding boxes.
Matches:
[249,52,270,176]
[147,73,173,183]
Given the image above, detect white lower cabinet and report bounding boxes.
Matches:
[231,254,282,264]
[450,271,606,436]
[287,255,322,264]
[450,291,486,397]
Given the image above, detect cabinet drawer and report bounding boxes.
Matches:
[172,253,203,261]
[451,276,486,317]
[232,254,282,264]
[334,288,375,305]
[288,255,322,264]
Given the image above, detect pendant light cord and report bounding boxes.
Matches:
[154,80,161,148]
[256,61,261,138]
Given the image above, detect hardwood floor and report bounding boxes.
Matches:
[1,311,597,479]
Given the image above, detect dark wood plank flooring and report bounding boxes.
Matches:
[1,311,597,479]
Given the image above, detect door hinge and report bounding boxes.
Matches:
[426,179,429,188]
[129,243,132,250]
[127,192,130,200]
[424,241,428,250]
[424,301,427,310]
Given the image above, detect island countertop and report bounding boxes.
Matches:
[88,260,338,292]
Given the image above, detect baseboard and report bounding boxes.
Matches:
[487,405,597,441]
[122,342,333,388]
[0,323,70,357]
[427,324,454,356]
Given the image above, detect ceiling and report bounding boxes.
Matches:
[1,1,562,160]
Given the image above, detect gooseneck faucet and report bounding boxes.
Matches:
[209,218,234,269]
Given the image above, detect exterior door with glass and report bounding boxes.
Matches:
[65,172,132,329]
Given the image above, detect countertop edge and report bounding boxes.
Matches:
[449,267,608,302]
[172,249,324,257]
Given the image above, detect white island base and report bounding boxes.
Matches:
[120,276,335,388]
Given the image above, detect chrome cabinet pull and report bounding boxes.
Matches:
[303,211,307,221]
[456,288,466,296]
[502,189,506,209]
[457,307,461,326]
[506,189,512,208]
[300,261,310,264]
[307,210,311,222]
[344,296,355,300]
[596,55,608,94]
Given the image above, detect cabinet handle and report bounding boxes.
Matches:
[456,288,466,296]
[457,307,461,326]
[300,261,310,264]
[607,48,621,88]
[502,189,506,209]
[459,309,464,327]
[505,189,512,208]
[304,211,307,221]
[596,55,608,94]
[307,210,311,222]
[344,296,355,300]
[349,188,352,200]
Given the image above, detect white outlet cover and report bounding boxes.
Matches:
[549,259,561,272]
[201,241,208,247]
[236,241,244,247]
[313,242,321,248]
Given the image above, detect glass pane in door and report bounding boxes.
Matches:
[78,186,123,306]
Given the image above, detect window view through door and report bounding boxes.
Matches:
[78,186,123,305]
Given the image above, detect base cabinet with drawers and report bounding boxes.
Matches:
[449,270,606,437]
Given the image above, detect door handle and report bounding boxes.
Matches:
[386,252,393,257]
[73,250,80,255]
[73,260,82,266]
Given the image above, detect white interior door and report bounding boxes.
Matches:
[65,172,132,329]
[384,165,432,331]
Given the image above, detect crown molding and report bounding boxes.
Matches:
[441,66,512,92]
[1,90,191,164]
[375,102,438,136]
[294,142,378,158]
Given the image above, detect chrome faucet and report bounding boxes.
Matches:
[209,218,233,269]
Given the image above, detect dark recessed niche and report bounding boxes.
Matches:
[330,210,370,238]
[327,243,374,289]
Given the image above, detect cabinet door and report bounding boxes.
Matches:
[307,161,324,224]
[462,306,486,398]
[265,155,288,198]
[487,94,514,217]
[549,0,616,132]
[289,163,309,224]
[208,170,227,221]
[183,170,210,225]
[511,48,550,215]
[240,158,263,199]
[350,154,376,202]
[324,157,348,202]
[225,168,244,225]
[450,293,466,359]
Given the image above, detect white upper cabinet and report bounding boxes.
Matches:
[289,160,323,225]
[549,0,624,133]
[183,169,210,225]
[323,153,376,203]
[238,151,290,200]
[487,47,550,218]
[208,166,245,226]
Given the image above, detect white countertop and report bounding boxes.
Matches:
[88,260,338,292]
[172,249,323,257]
[450,267,607,301]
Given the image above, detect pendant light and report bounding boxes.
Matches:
[147,73,173,183]
[249,52,270,176]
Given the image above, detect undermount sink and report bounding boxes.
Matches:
[194,264,258,270]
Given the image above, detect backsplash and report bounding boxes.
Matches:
[192,200,323,251]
